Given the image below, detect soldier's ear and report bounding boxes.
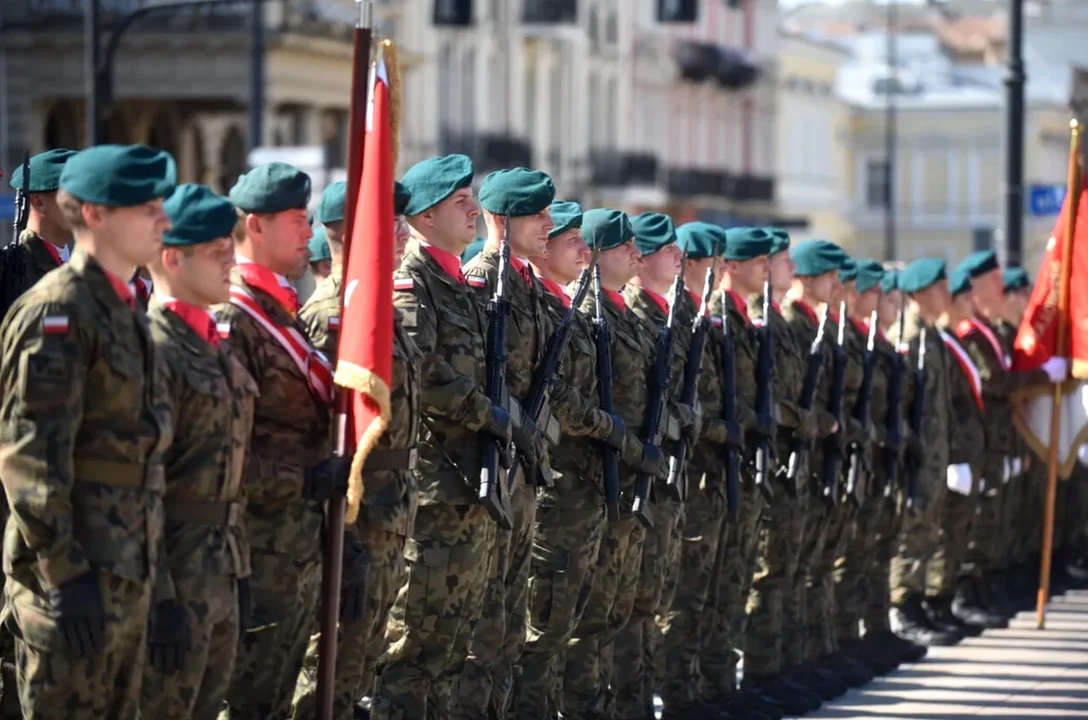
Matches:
[30,194,47,212]
[244,212,263,239]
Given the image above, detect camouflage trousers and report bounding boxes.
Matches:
[292,528,407,720]
[700,483,764,700]
[811,489,854,659]
[144,574,240,720]
[459,483,536,719]
[1009,461,1043,566]
[224,512,324,720]
[371,503,495,720]
[834,478,887,643]
[513,481,606,718]
[861,492,902,635]
[965,454,1006,578]
[658,484,725,710]
[932,488,977,596]
[7,568,151,719]
[613,494,682,720]
[561,513,645,720]
[890,478,947,606]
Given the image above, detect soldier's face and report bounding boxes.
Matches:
[768,250,794,292]
[33,192,71,235]
[950,293,973,323]
[878,289,900,327]
[1005,288,1029,321]
[806,271,835,304]
[430,188,480,248]
[394,216,410,268]
[599,240,639,287]
[854,287,880,319]
[252,208,313,276]
[973,267,1004,306]
[638,242,682,286]
[90,198,171,267]
[727,256,767,295]
[167,236,236,306]
[545,229,588,285]
[508,208,554,258]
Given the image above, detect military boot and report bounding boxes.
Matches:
[711,692,777,720]
[891,594,962,646]
[860,630,910,671]
[742,675,821,716]
[952,579,1007,629]
[789,663,848,701]
[923,595,977,637]
[824,650,874,688]
[980,574,1017,618]
[844,636,897,676]
[661,702,724,720]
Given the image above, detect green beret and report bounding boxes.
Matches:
[880,268,899,293]
[400,154,474,216]
[317,181,346,224]
[10,149,79,193]
[949,267,972,297]
[548,200,583,239]
[308,226,331,262]
[1002,266,1030,293]
[394,181,411,216]
[631,213,677,256]
[790,239,846,277]
[854,259,885,293]
[461,237,486,265]
[479,168,555,217]
[766,227,791,255]
[676,222,724,260]
[230,162,311,214]
[839,257,858,283]
[60,144,176,207]
[162,184,237,247]
[899,257,947,294]
[724,226,773,261]
[583,208,633,251]
[955,249,999,279]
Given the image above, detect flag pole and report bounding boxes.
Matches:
[1037,118,1081,629]
[317,0,373,715]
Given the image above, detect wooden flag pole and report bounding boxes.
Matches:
[1037,118,1081,629]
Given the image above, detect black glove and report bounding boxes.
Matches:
[237,578,252,636]
[303,456,350,502]
[47,572,106,658]
[340,536,370,623]
[638,443,665,477]
[754,413,776,443]
[512,414,547,464]
[147,600,189,675]
[485,405,513,446]
[604,414,627,453]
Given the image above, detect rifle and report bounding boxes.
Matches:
[905,326,927,514]
[665,257,717,502]
[479,221,514,530]
[753,273,775,502]
[883,299,907,498]
[845,310,878,506]
[820,301,848,507]
[719,290,743,517]
[631,271,685,528]
[785,305,829,488]
[510,247,600,490]
[592,264,621,522]
[1,151,31,319]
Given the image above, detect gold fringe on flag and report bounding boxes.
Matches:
[381,38,402,173]
[335,361,392,525]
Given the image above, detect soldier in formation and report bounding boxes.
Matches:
[0,143,1080,720]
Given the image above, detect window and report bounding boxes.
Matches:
[865,158,889,208]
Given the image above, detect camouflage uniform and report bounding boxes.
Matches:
[744,295,825,677]
[216,265,331,719]
[515,281,620,718]
[931,327,985,597]
[562,288,656,720]
[0,249,172,719]
[372,240,498,720]
[889,314,952,606]
[293,268,422,720]
[2,230,67,311]
[699,291,761,700]
[614,285,689,719]
[142,298,257,720]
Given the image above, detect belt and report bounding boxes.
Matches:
[166,500,244,527]
[73,459,146,489]
[363,448,418,472]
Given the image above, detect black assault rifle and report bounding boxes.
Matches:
[820,301,848,507]
[845,310,878,506]
[905,326,927,514]
[719,291,743,517]
[479,222,514,530]
[753,273,776,502]
[1,151,31,319]
[593,263,622,522]
[785,305,829,489]
[883,300,907,497]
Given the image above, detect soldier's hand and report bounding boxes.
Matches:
[303,456,351,502]
[755,413,776,443]
[147,600,189,675]
[237,578,252,636]
[485,405,513,446]
[512,413,546,463]
[604,414,627,453]
[639,443,665,478]
[340,536,371,623]
[48,572,106,658]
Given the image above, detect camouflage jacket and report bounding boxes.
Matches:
[579,287,656,495]
[213,266,331,560]
[148,299,257,595]
[937,324,986,475]
[0,248,172,594]
[394,240,494,506]
[626,284,693,440]
[710,290,759,438]
[3,230,66,305]
[299,264,342,364]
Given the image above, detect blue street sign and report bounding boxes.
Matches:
[1029,184,1066,217]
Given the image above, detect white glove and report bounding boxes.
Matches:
[1012,457,1023,476]
[1042,356,1070,383]
[1079,444,1088,468]
[1003,456,1012,483]
[947,463,973,496]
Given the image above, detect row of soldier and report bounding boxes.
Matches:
[0,145,1081,720]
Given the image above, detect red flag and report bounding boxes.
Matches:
[334,55,394,524]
